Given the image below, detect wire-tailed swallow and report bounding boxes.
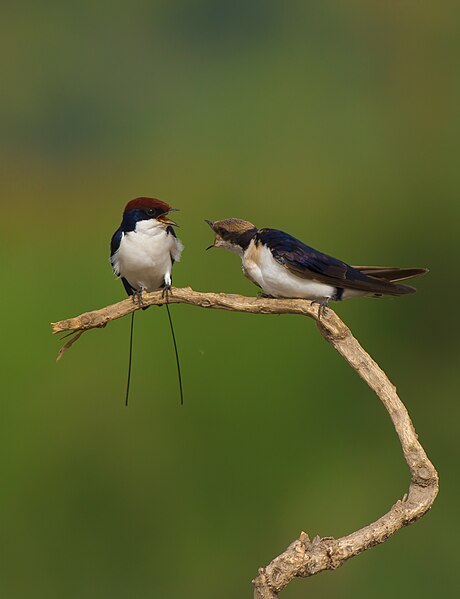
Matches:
[205,218,427,315]
[111,197,184,405]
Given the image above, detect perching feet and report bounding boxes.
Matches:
[312,297,330,320]
[132,289,145,307]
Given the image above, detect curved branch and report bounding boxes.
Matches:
[51,287,439,597]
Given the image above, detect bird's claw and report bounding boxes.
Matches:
[162,284,172,303]
[312,298,330,320]
[132,289,144,307]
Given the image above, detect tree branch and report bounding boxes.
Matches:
[51,287,439,597]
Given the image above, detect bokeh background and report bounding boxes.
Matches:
[2,2,459,597]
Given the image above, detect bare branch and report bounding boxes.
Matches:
[253,319,438,597]
[51,287,439,597]
[51,286,332,335]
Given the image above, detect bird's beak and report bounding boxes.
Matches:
[205,220,216,249]
[158,209,179,227]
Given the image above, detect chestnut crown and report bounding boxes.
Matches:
[124,197,173,217]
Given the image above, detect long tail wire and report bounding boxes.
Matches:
[125,302,183,407]
[125,311,135,407]
[165,303,184,405]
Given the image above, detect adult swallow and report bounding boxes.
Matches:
[111,197,184,405]
[206,218,427,315]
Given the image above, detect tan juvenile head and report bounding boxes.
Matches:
[205,218,258,255]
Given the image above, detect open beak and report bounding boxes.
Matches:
[158,209,179,227]
[205,220,216,249]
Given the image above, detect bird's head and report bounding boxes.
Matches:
[205,218,257,255]
[122,197,179,231]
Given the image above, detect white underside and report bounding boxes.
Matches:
[242,242,366,301]
[111,220,183,292]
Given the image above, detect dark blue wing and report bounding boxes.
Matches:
[121,277,135,296]
[110,228,135,296]
[166,225,178,267]
[256,228,414,295]
[110,227,123,258]
[166,225,176,238]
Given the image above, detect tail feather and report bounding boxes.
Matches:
[353,266,428,283]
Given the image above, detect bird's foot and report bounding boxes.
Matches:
[257,292,274,298]
[161,283,172,304]
[132,289,145,307]
[312,298,330,320]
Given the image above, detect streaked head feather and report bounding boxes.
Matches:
[205,218,258,254]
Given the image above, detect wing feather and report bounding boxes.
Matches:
[256,229,417,296]
[110,228,123,258]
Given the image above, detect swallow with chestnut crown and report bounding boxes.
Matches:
[205,218,427,315]
[111,197,184,405]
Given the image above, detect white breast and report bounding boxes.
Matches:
[112,220,183,292]
[242,241,336,301]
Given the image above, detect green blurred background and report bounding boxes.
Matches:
[2,2,459,597]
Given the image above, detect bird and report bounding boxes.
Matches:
[205,218,427,316]
[110,197,184,405]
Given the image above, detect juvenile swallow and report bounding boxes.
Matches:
[111,197,184,405]
[206,218,427,315]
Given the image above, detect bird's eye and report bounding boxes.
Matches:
[145,208,155,217]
